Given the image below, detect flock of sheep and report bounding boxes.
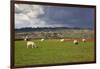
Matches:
[25,38,86,48]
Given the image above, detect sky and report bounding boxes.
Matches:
[15,4,95,29]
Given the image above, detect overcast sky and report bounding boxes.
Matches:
[15,4,95,29]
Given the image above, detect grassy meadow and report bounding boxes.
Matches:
[15,39,95,66]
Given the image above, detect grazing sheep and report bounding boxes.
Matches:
[24,36,28,41]
[27,41,37,48]
[60,39,64,42]
[24,38,27,41]
[40,39,44,42]
[82,38,86,42]
[73,40,78,45]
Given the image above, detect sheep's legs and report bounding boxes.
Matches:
[27,45,37,48]
[35,45,38,48]
[32,46,33,48]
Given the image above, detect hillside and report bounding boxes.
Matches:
[15,27,92,32]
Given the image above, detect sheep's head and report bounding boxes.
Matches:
[75,42,78,45]
[82,39,86,42]
[73,40,78,45]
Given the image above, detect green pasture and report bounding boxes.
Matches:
[15,39,95,66]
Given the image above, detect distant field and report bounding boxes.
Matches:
[15,39,95,66]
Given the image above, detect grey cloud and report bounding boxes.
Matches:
[15,4,94,29]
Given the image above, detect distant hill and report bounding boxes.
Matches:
[15,27,92,32]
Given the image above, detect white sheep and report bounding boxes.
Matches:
[40,39,44,42]
[60,39,64,42]
[73,40,78,45]
[24,38,27,41]
[82,38,86,42]
[27,41,37,48]
[24,36,28,41]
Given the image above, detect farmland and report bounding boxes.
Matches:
[15,28,95,66]
[15,39,95,66]
[15,27,94,40]
[14,4,96,67]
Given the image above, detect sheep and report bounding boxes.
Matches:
[24,38,27,41]
[27,41,37,48]
[60,39,64,42]
[40,39,44,42]
[24,36,28,41]
[73,40,78,45]
[82,38,86,42]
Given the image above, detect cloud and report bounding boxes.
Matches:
[15,4,46,28]
[15,4,74,28]
[15,4,94,29]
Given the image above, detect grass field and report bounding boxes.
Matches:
[15,39,95,66]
